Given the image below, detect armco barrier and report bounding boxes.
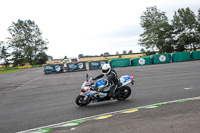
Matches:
[150,53,171,64]
[172,52,191,62]
[191,51,200,60]
[44,64,64,74]
[67,62,86,72]
[89,60,108,70]
[131,57,152,66]
[109,58,130,68]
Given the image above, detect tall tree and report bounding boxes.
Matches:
[139,6,172,53]
[140,48,146,53]
[0,41,3,58]
[196,9,200,49]
[104,52,109,57]
[63,56,68,59]
[0,44,10,67]
[172,8,199,51]
[128,50,133,54]
[7,19,48,65]
[123,50,127,55]
[35,52,48,64]
[78,54,84,58]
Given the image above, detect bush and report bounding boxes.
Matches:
[145,50,156,55]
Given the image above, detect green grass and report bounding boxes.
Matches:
[0,69,27,74]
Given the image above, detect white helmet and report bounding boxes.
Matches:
[102,64,111,75]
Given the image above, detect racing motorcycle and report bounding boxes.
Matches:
[76,74,134,106]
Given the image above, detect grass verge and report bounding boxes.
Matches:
[0,69,27,74]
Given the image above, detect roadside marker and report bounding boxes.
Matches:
[95,115,113,120]
[122,109,139,113]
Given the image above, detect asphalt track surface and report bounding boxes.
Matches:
[50,98,200,133]
[0,61,200,133]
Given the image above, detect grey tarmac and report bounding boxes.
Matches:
[50,99,200,133]
[0,60,200,133]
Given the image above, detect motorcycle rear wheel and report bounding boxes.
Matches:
[116,86,131,101]
[76,95,91,106]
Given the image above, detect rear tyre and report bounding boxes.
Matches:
[116,86,131,101]
[75,95,91,106]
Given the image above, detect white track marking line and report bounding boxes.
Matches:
[184,87,193,90]
[17,96,200,133]
[14,76,42,91]
[70,128,76,130]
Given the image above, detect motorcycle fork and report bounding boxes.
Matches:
[83,95,89,102]
[80,92,88,102]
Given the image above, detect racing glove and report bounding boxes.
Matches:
[92,77,96,81]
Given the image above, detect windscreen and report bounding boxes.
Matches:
[71,59,78,62]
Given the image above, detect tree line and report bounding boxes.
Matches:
[0,19,49,67]
[139,6,200,53]
[78,50,136,58]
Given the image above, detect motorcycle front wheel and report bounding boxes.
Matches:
[75,95,91,106]
[116,86,131,101]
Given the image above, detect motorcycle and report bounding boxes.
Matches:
[75,74,134,106]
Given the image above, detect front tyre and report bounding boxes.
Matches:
[116,86,131,101]
[75,95,91,106]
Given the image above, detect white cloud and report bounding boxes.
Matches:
[0,0,199,59]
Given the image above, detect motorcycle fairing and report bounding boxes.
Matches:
[95,79,107,88]
[120,75,134,86]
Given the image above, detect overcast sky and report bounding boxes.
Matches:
[0,0,199,59]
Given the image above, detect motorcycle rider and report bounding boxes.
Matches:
[92,64,121,98]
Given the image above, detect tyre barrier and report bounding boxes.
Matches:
[67,61,87,72]
[44,64,64,74]
[172,52,191,62]
[43,51,200,74]
[88,60,108,70]
[110,58,130,68]
[191,51,200,60]
[131,57,152,66]
[150,53,171,64]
